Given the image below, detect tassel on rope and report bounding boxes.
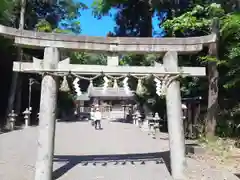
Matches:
[154,76,168,96]
[103,76,109,91]
[123,77,130,94]
[136,78,143,95]
[113,79,118,88]
[59,76,70,92]
[154,77,162,96]
[73,77,82,96]
[87,79,93,95]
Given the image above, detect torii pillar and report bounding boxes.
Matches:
[34,47,59,180]
[163,51,186,179]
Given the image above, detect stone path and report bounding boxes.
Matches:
[1,111,239,180]
[0,116,172,180]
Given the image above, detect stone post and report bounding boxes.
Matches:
[23,108,31,128]
[153,112,160,134]
[107,54,119,66]
[134,111,140,127]
[163,51,185,179]
[8,110,17,131]
[37,112,40,120]
[132,113,136,125]
[34,47,59,180]
[134,116,138,125]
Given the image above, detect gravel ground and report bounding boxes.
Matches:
[144,130,240,180]
[185,149,240,180]
[184,157,239,180]
[0,112,238,180]
[0,117,171,180]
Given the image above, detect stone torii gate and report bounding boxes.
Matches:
[0,24,216,180]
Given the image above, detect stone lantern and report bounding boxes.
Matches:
[23,108,31,128]
[134,110,141,127]
[8,110,18,131]
[132,112,136,125]
[153,112,161,128]
[148,112,161,138]
[142,112,152,132]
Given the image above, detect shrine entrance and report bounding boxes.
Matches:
[73,84,135,120]
[0,21,217,180]
[88,86,134,120]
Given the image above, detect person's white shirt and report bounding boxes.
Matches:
[94,111,102,120]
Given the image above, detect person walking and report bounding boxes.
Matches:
[94,107,102,130]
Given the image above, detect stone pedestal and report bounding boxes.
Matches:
[141,120,149,131]
[186,144,205,155]
[135,119,139,126]
[9,119,15,131]
[133,118,136,125]
[8,110,17,131]
[23,108,31,128]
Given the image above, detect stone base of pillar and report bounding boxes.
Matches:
[9,122,15,131]
[25,119,29,128]
[135,120,139,127]
[133,119,137,126]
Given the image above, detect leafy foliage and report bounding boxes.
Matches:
[0,0,15,25]
[70,52,107,65]
[0,0,88,121]
[30,0,87,33]
[162,3,240,137]
[162,3,224,37]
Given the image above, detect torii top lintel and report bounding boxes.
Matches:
[0,24,216,53]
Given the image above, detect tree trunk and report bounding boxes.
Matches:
[141,0,153,37]
[6,0,25,121]
[205,61,219,137]
[205,18,219,138]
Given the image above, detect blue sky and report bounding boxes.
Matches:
[79,0,115,36]
[78,0,164,37]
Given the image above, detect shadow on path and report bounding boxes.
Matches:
[57,118,89,123]
[0,126,23,135]
[110,118,132,124]
[53,151,171,179]
[235,174,240,179]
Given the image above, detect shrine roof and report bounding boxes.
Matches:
[89,87,134,98]
[76,93,90,101]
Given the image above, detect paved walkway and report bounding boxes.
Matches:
[0,116,172,180]
[1,111,239,180]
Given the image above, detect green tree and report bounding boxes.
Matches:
[2,0,87,124]
[0,0,18,124]
[70,52,107,65]
[162,3,240,137]
[92,0,189,37]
